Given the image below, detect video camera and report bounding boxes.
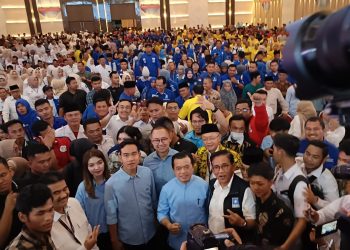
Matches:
[186,224,233,250]
[283,6,350,125]
[332,164,350,180]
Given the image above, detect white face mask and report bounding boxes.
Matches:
[230,131,244,145]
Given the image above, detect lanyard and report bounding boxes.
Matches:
[58,212,81,245]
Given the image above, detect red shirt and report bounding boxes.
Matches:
[248,105,269,146]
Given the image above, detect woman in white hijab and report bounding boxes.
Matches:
[7,70,24,93]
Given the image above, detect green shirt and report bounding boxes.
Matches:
[242,83,263,100]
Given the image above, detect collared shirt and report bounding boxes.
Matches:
[178,95,212,122]
[2,95,31,122]
[6,227,56,250]
[157,176,208,250]
[143,148,178,197]
[55,125,87,141]
[147,88,175,102]
[301,164,339,210]
[63,64,79,75]
[273,163,308,218]
[96,135,114,160]
[133,120,153,139]
[184,130,204,149]
[51,198,98,250]
[208,176,255,234]
[258,87,288,114]
[105,115,129,144]
[93,64,112,84]
[75,180,108,233]
[52,116,67,130]
[104,166,157,245]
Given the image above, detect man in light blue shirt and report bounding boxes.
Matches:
[143,124,178,197]
[157,152,208,250]
[104,140,158,249]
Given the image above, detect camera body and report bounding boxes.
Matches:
[187,224,232,250]
[332,164,350,180]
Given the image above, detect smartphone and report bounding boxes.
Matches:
[214,233,231,240]
[315,220,338,238]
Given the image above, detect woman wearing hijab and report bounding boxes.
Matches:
[184,68,198,91]
[289,100,317,139]
[220,79,237,114]
[7,70,24,93]
[15,98,39,140]
[0,139,20,159]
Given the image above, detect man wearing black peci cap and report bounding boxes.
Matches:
[59,76,87,116]
[55,103,87,141]
[175,82,191,109]
[119,81,139,102]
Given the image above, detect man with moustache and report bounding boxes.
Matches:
[39,171,99,250]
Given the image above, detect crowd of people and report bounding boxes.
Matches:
[0,24,349,250]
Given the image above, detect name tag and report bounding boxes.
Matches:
[152,57,156,63]
[232,197,240,208]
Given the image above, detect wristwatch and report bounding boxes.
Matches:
[211,107,218,113]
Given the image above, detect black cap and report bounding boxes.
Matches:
[178,82,189,89]
[264,76,274,82]
[42,85,53,92]
[9,85,19,91]
[63,102,80,114]
[278,68,288,74]
[200,124,219,135]
[124,81,136,88]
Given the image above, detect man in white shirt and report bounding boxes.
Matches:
[63,56,79,75]
[23,76,45,107]
[2,85,30,122]
[300,140,339,210]
[208,150,256,243]
[94,56,112,85]
[106,99,132,144]
[272,133,308,250]
[259,76,289,116]
[41,171,99,250]
[55,104,87,141]
[83,118,114,160]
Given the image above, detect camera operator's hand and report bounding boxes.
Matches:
[223,228,242,245]
[303,205,319,224]
[180,241,187,250]
[167,223,181,234]
[223,209,246,227]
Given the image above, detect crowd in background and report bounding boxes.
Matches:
[0,24,349,250]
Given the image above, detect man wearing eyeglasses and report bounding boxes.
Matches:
[194,124,241,181]
[143,124,178,197]
[208,150,256,244]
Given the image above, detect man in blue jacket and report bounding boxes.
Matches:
[139,43,160,78]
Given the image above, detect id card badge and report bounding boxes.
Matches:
[232,197,240,208]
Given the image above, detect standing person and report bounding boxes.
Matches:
[0,157,22,249]
[40,171,99,250]
[55,104,87,141]
[76,149,112,250]
[108,71,123,104]
[139,43,160,78]
[2,85,30,122]
[6,183,56,250]
[248,163,294,248]
[242,71,263,100]
[143,125,178,197]
[59,77,87,116]
[15,99,39,140]
[272,133,308,250]
[104,139,158,250]
[220,80,238,114]
[157,152,208,250]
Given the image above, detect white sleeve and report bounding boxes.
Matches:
[314,172,339,210]
[242,187,256,220]
[289,115,302,139]
[293,181,308,218]
[2,99,10,122]
[317,197,344,225]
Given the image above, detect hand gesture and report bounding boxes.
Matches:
[223,228,242,245]
[39,128,56,149]
[223,209,245,226]
[84,225,100,250]
[167,223,181,234]
[247,92,263,107]
[304,185,318,205]
[303,205,319,224]
[108,104,117,116]
[5,192,18,211]
[195,96,215,111]
[178,122,188,135]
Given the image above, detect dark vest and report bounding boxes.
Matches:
[209,174,255,243]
